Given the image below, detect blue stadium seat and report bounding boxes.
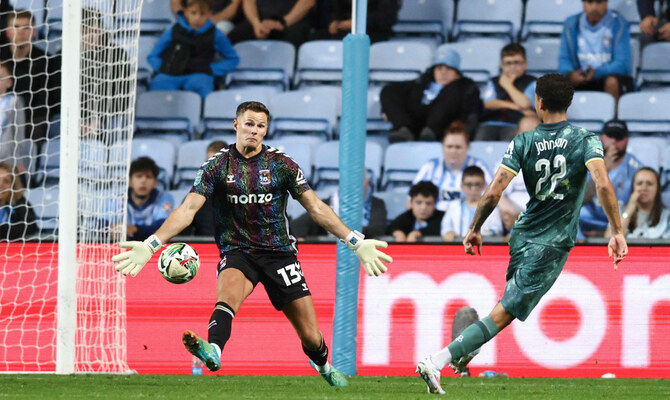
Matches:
[135,91,202,140]
[382,142,442,189]
[131,138,176,190]
[202,87,274,138]
[618,93,670,134]
[369,41,433,85]
[140,0,174,35]
[294,40,343,87]
[367,86,393,134]
[313,141,384,189]
[304,85,342,118]
[627,136,666,172]
[662,145,670,207]
[523,38,561,77]
[36,139,106,185]
[610,0,641,35]
[638,42,670,89]
[374,188,410,223]
[36,138,60,186]
[167,188,190,206]
[269,91,338,139]
[264,139,314,182]
[468,141,509,173]
[46,0,114,38]
[25,187,59,236]
[630,37,640,80]
[437,38,506,86]
[453,0,522,41]
[392,0,454,43]
[225,40,295,89]
[138,35,158,88]
[174,140,211,188]
[567,91,616,132]
[522,0,583,39]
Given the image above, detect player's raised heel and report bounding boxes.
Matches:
[310,361,348,387]
[416,357,446,395]
[182,330,220,372]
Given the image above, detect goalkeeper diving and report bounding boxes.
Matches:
[112,101,392,387]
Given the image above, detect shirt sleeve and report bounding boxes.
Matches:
[501,135,524,175]
[440,203,457,236]
[583,133,604,166]
[524,80,536,109]
[191,153,226,199]
[481,80,497,103]
[284,155,311,199]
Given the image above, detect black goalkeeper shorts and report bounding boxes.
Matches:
[217,250,311,310]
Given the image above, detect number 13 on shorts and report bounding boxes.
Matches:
[277,262,308,291]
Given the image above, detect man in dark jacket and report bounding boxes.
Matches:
[380,50,482,142]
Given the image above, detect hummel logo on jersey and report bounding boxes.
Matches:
[296,169,307,185]
[227,174,235,183]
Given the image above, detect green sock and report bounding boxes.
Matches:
[446,316,500,360]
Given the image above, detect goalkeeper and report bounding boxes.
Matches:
[112,101,392,387]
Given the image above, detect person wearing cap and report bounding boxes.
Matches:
[380,49,482,142]
[558,0,634,103]
[579,119,641,236]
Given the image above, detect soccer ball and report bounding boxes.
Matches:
[158,243,199,284]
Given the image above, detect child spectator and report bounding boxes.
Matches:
[388,181,444,242]
[171,0,242,35]
[149,0,239,100]
[477,43,537,141]
[616,167,670,239]
[440,166,503,242]
[0,161,37,241]
[0,61,28,174]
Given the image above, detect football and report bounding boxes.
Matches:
[158,243,200,284]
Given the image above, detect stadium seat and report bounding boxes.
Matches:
[225,40,295,90]
[269,91,338,139]
[131,138,176,190]
[173,140,211,188]
[25,187,59,236]
[36,138,60,186]
[436,38,506,85]
[630,37,640,81]
[304,85,342,118]
[368,41,433,85]
[382,142,442,189]
[264,139,314,183]
[522,0,583,39]
[637,42,670,89]
[392,0,454,43]
[609,0,641,36]
[523,38,561,77]
[313,141,384,190]
[567,91,616,132]
[294,40,343,87]
[137,35,158,88]
[618,93,670,134]
[135,91,201,140]
[453,0,522,41]
[374,188,410,223]
[167,188,190,206]
[367,86,393,134]
[662,146,670,207]
[627,136,666,172]
[468,141,508,173]
[201,87,274,138]
[139,0,174,35]
[36,139,106,185]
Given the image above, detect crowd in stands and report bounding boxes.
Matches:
[0,0,670,243]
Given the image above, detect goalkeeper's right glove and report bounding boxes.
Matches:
[342,230,393,276]
[111,234,163,277]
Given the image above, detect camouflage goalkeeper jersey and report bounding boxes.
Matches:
[501,121,603,249]
[190,144,310,255]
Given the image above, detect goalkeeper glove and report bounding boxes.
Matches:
[342,230,393,276]
[111,234,163,277]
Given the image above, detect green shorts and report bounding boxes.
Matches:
[500,240,570,321]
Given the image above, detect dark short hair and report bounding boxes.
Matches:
[185,0,213,11]
[536,73,574,113]
[501,43,526,59]
[409,181,439,200]
[462,166,485,181]
[129,156,159,179]
[207,140,228,153]
[236,101,271,120]
[7,10,34,26]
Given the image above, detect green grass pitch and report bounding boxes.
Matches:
[2,375,669,399]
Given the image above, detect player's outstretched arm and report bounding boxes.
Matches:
[296,190,392,276]
[464,167,514,255]
[112,193,206,277]
[586,159,628,268]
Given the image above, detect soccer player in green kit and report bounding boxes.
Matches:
[416,74,628,394]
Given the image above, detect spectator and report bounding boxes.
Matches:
[380,50,482,142]
[440,166,503,242]
[0,161,37,241]
[559,0,633,103]
[227,0,315,47]
[171,0,242,35]
[413,121,491,211]
[638,0,670,42]
[184,140,228,236]
[0,61,28,174]
[580,119,641,236]
[149,0,239,100]
[616,167,670,239]
[108,157,175,241]
[290,169,387,239]
[388,181,444,242]
[477,43,537,142]
[312,0,400,43]
[1,9,61,143]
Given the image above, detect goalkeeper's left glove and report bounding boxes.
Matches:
[111,234,163,277]
[342,230,393,276]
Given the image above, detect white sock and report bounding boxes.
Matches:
[211,343,221,358]
[430,347,452,370]
[315,361,331,374]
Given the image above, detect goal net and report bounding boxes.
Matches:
[0,0,143,373]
